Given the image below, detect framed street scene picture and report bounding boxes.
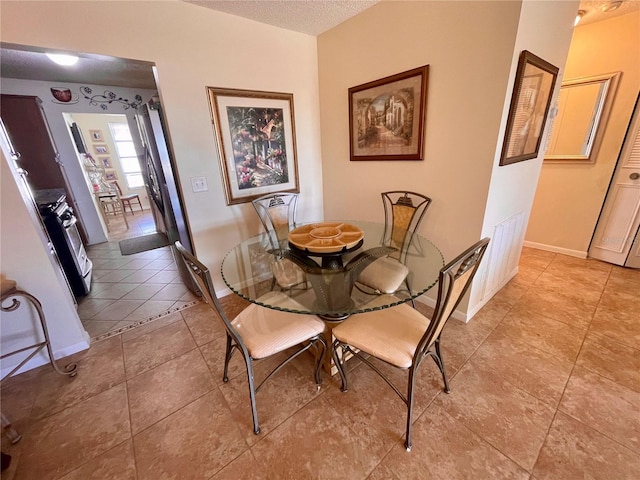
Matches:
[349,65,429,161]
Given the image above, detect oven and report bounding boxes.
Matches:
[35,189,92,297]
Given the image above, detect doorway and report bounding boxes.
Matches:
[588,93,640,268]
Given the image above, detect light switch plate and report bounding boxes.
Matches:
[191,176,208,193]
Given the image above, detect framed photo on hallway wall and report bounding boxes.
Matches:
[349,65,429,161]
[499,50,559,166]
[207,87,300,205]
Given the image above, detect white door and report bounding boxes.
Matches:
[589,98,640,267]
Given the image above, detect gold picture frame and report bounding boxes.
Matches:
[500,50,559,166]
[207,87,299,205]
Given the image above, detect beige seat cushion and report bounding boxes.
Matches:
[231,291,325,359]
[357,256,409,293]
[332,302,430,369]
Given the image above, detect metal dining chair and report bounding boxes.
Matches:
[332,238,490,451]
[174,241,326,435]
[251,192,307,291]
[355,191,432,301]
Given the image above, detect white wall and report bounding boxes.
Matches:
[318,0,575,318]
[475,0,579,311]
[0,77,157,244]
[0,0,324,290]
[1,149,90,376]
[526,11,640,255]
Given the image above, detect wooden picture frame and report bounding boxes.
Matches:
[104,171,118,181]
[89,129,103,142]
[93,144,109,155]
[499,50,559,166]
[100,157,112,169]
[349,65,429,161]
[207,87,299,205]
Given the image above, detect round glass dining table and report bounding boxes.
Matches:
[221,221,444,319]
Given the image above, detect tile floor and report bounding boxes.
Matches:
[78,209,199,341]
[1,247,639,479]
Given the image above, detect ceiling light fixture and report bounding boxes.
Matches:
[45,53,79,66]
[574,9,586,26]
[601,1,623,12]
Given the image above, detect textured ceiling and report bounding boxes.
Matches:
[0,1,636,90]
[184,0,381,35]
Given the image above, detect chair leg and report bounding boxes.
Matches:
[433,338,451,393]
[313,336,328,387]
[331,339,349,392]
[223,333,234,382]
[245,361,261,435]
[405,366,418,452]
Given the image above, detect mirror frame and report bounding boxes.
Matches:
[545,71,621,163]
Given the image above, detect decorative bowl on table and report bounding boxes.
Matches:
[288,222,364,254]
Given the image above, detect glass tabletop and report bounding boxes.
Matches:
[221,221,444,317]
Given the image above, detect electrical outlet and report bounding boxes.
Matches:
[191,176,208,193]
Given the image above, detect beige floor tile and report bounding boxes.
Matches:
[125,299,176,320]
[435,363,556,471]
[76,297,116,318]
[323,356,445,457]
[182,302,227,346]
[133,390,247,480]
[605,265,640,295]
[30,336,125,420]
[127,349,215,434]
[492,304,586,362]
[150,282,189,301]
[533,412,640,480]
[209,450,268,480]
[58,440,137,480]
[590,290,640,349]
[82,319,121,338]
[88,282,139,300]
[516,283,597,329]
[558,366,640,451]
[122,320,197,378]
[14,383,130,480]
[120,282,165,300]
[120,310,183,343]
[533,269,603,306]
[469,330,574,407]
[576,332,640,392]
[220,358,325,444]
[250,396,381,479]
[381,403,529,479]
[90,299,146,321]
[199,335,248,385]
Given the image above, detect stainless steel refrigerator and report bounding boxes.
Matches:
[134,99,198,294]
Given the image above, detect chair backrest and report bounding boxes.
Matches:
[416,237,490,357]
[109,180,123,196]
[251,192,298,248]
[174,241,248,353]
[381,191,432,256]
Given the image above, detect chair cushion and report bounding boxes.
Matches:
[332,302,430,369]
[231,291,325,359]
[357,256,409,293]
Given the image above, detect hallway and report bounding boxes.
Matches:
[78,209,199,341]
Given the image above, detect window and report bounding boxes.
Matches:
[109,122,143,188]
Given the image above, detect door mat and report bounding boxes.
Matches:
[119,232,170,255]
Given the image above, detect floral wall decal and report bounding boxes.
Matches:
[79,87,143,110]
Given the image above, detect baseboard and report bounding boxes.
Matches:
[1,337,90,379]
[523,241,587,259]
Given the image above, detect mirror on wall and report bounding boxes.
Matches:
[545,71,621,163]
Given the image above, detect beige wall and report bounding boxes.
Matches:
[0,0,324,286]
[526,11,640,255]
[318,0,576,316]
